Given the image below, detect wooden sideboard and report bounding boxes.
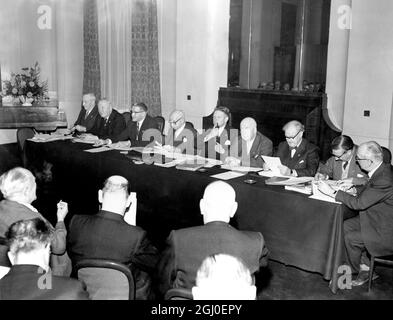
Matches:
[203,87,340,161]
[0,104,67,131]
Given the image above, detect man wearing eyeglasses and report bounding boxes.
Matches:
[315,135,367,185]
[162,110,198,155]
[318,141,393,286]
[104,102,159,147]
[274,120,319,177]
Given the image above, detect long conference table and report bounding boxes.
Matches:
[25,139,356,294]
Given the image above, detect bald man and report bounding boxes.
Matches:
[157,181,268,297]
[163,110,199,155]
[274,120,319,177]
[67,175,159,299]
[318,141,393,286]
[225,117,273,168]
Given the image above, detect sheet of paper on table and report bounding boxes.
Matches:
[258,170,286,178]
[221,165,263,173]
[130,146,155,153]
[309,194,342,204]
[210,171,246,181]
[84,146,112,153]
[261,156,282,175]
[29,134,74,143]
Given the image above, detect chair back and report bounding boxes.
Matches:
[164,288,193,300]
[155,116,165,134]
[186,121,195,129]
[75,259,135,300]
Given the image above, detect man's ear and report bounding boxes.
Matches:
[7,252,15,265]
[229,201,238,218]
[98,190,103,204]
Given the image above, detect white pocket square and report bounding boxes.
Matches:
[299,160,305,164]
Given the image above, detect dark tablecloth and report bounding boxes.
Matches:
[25,140,355,293]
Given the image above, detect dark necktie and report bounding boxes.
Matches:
[136,122,140,140]
[343,161,348,170]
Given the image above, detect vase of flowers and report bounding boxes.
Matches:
[2,62,48,106]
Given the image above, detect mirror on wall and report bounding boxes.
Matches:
[228,0,331,93]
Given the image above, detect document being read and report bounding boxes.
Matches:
[261,156,282,175]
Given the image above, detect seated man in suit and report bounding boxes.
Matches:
[274,120,319,177]
[89,99,126,144]
[318,141,393,286]
[158,181,268,297]
[192,254,257,300]
[225,117,273,168]
[101,102,159,148]
[67,175,159,300]
[70,93,99,134]
[315,135,367,185]
[200,106,234,160]
[0,218,88,300]
[161,110,198,155]
[0,167,68,275]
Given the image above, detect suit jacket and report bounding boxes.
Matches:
[89,109,126,140]
[0,200,66,256]
[112,115,159,147]
[229,131,273,167]
[157,221,268,295]
[67,211,158,280]
[275,138,320,177]
[0,265,88,300]
[317,146,368,184]
[164,122,199,155]
[201,125,236,160]
[336,163,393,257]
[74,105,99,132]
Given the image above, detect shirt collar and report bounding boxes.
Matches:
[218,126,225,137]
[175,123,186,138]
[368,161,383,178]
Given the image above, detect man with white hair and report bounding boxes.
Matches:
[0,218,88,300]
[0,167,68,268]
[318,141,393,286]
[71,93,99,133]
[274,120,319,177]
[192,253,257,300]
[158,181,268,297]
[225,117,273,168]
[162,109,199,155]
[89,98,126,143]
[67,175,158,299]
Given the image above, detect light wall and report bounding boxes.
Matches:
[158,0,230,131]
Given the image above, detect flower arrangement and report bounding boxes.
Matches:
[2,62,48,105]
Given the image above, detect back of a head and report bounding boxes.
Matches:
[0,167,36,202]
[200,181,237,223]
[192,254,256,300]
[100,175,130,214]
[6,218,52,258]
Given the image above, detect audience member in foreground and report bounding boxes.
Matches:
[0,167,68,275]
[158,181,268,297]
[315,135,367,185]
[318,141,393,286]
[274,120,319,177]
[225,117,272,168]
[0,218,88,300]
[71,93,99,134]
[192,254,257,300]
[67,175,159,299]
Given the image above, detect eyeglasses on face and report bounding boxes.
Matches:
[333,150,347,160]
[285,130,302,140]
[355,155,371,162]
[169,118,182,125]
[131,109,145,114]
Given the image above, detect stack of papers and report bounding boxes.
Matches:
[265,176,314,186]
[29,133,74,143]
[72,134,99,144]
[261,156,282,175]
[221,165,263,173]
[210,171,246,181]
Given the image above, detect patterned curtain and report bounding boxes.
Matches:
[131,0,161,117]
[83,0,101,100]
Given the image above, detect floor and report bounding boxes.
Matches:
[1,143,392,300]
[257,260,393,300]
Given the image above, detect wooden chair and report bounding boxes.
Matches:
[368,254,393,291]
[155,116,165,134]
[75,259,135,300]
[164,288,193,300]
